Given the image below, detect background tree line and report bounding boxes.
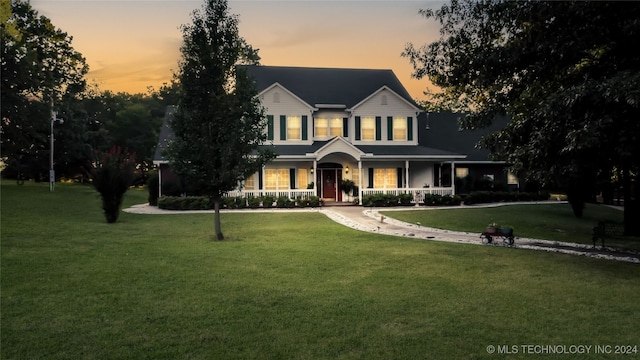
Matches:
[1,0,179,183]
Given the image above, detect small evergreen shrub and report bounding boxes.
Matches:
[247,196,261,209]
[463,191,551,205]
[398,193,414,206]
[308,196,322,207]
[261,195,275,208]
[276,196,294,208]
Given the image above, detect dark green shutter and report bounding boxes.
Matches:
[407,116,413,141]
[259,170,263,189]
[375,116,382,141]
[368,168,374,188]
[387,116,393,140]
[343,118,348,137]
[290,169,296,189]
[397,168,403,188]
[301,115,308,140]
[267,115,274,140]
[280,115,287,140]
[355,116,361,140]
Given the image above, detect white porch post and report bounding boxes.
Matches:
[261,166,266,195]
[313,160,317,195]
[358,160,363,205]
[405,160,409,190]
[451,161,456,195]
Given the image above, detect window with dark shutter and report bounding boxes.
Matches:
[280,115,287,140]
[267,115,274,140]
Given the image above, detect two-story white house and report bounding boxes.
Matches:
[153,65,468,203]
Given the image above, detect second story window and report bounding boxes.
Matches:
[287,116,301,140]
[329,118,342,137]
[362,116,375,141]
[315,118,328,137]
[393,117,407,141]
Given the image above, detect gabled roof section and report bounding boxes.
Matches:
[259,82,316,110]
[348,85,422,112]
[153,105,176,164]
[312,136,367,161]
[243,65,419,109]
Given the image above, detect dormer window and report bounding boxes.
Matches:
[330,118,342,137]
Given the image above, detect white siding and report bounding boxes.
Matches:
[350,88,419,146]
[408,163,434,188]
[259,85,313,145]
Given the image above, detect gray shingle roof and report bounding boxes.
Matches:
[153,106,176,163]
[418,112,510,162]
[242,65,419,109]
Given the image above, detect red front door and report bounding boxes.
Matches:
[322,170,336,199]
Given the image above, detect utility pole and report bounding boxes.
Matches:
[49,102,63,192]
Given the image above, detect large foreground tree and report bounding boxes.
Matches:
[166,0,275,240]
[404,0,640,235]
[1,0,89,179]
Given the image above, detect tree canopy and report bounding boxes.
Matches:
[1,0,89,178]
[166,0,276,240]
[403,0,640,232]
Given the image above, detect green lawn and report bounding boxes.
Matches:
[382,203,640,248]
[2,181,639,359]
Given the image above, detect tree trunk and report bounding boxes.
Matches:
[214,198,224,240]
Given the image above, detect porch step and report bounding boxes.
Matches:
[323,201,358,207]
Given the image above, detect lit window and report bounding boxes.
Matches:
[393,117,407,141]
[374,168,397,189]
[244,173,256,190]
[508,172,519,185]
[315,118,328,137]
[265,169,277,190]
[265,169,290,190]
[455,167,469,178]
[362,116,375,141]
[298,168,308,189]
[287,116,301,140]
[351,168,360,187]
[330,118,342,137]
[277,169,290,189]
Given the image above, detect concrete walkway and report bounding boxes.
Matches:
[124,202,639,264]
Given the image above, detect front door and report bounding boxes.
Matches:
[320,169,343,201]
[322,170,336,200]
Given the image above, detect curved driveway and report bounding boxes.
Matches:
[124,203,639,263]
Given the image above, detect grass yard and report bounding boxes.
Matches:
[382,203,640,249]
[2,181,639,359]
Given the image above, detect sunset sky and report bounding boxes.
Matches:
[30,0,442,100]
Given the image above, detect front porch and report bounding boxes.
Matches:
[223,186,455,206]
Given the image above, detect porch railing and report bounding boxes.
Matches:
[225,189,316,199]
[361,187,454,203]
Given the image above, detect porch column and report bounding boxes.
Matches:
[261,166,266,195]
[451,161,456,195]
[313,160,317,195]
[405,160,410,189]
[358,159,363,205]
